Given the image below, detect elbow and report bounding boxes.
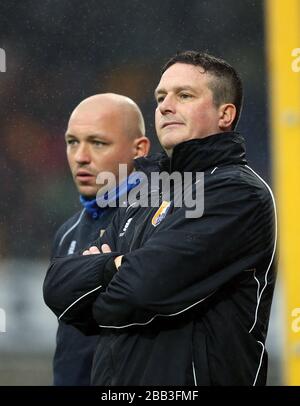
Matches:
[43,261,65,316]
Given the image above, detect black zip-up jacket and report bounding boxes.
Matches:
[44,132,277,386]
[51,205,118,385]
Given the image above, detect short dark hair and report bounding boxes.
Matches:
[162,51,243,130]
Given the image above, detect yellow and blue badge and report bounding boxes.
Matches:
[151,201,171,227]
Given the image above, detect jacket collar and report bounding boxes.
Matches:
[133,152,169,175]
[80,176,138,219]
[133,132,247,175]
[170,131,247,173]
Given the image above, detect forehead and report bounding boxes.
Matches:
[66,108,126,138]
[155,63,211,93]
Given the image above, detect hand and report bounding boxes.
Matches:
[101,244,123,270]
[82,244,123,270]
[114,255,123,269]
[82,244,111,255]
[82,246,101,255]
[102,244,123,269]
[101,244,123,269]
[101,244,112,253]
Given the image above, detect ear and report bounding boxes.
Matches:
[218,104,236,130]
[133,136,151,158]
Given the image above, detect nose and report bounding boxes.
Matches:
[74,143,91,165]
[158,94,176,115]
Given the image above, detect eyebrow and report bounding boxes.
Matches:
[154,85,196,98]
[65,133,106,139]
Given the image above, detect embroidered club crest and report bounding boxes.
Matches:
[151,201,171,227]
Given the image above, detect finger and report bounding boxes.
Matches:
[82,250,91,256]
[101,244,112,253]
[114,255,123,269]
[89,246,101,254]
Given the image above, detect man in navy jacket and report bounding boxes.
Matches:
[50,93,150,385]
[45,52,277,385]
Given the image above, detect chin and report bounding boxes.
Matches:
[161,132,186,147]
[160,137,175,151]
[78,187,97,198]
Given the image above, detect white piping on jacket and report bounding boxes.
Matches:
[58,284,102,320]
[98,290,216,329]
[244,165,277,334]
[244,165,277,386]
[192,360,198,386]
[253,341,265,386]
[58,209,86,247]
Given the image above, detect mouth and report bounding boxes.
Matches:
[76,171,94,182]
[161,122,184,129]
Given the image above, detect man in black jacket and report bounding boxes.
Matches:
[44,52,277,385]
[50,93,150,385]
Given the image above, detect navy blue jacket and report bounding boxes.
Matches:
[51,206,118,385]
[45,133,277,385]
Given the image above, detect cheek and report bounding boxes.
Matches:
[113,144,133,162]
[155,108,161,130]
[66,153,75,172]
[189,102,216,125]
[92,147,133,174]
[93,154,112,173]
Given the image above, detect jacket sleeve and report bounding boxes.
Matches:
[92,179,275,327]
[43,253,119,333]
[43,208,124,334]
[50,221,67,259]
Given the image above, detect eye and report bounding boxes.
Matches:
[179,93,192,100]
[92,140,105,147]
[66,139,78,146]
[156,95,165,104]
